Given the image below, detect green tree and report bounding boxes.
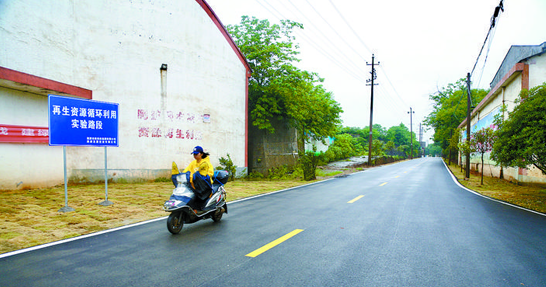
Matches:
[386,124,410,147]
[324,133,358,162]
[447,128,461,165]
[470,127,495,184]
[226,16,342,142]
[426,142,443,157]
[457,140,472,174]
[384,140,396,155]
[424,78,488,162]
[398,144,410,157]
[491,83,546,174]
[217,154,237,181]
[386,123,419,157]
[339,125,386,155]
[371,139,384,157]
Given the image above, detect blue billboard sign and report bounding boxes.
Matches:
[49,95,119,146]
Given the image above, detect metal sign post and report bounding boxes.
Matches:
[49,95,119,211]
[98,146,113,206]
[58,146,75,213]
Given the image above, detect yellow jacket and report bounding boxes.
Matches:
[183,156,213,185]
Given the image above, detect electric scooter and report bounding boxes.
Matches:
[163,170,228,234]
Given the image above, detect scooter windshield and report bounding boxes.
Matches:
[169,185,194,204]
[173,172,190,186]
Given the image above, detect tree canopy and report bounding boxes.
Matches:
[470,127,495,184]
[491,83,546,174]
[226,16,342,142]
[337,123,418,158]
[424,78,488,161]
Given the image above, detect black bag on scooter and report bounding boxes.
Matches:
[214,170,229,184]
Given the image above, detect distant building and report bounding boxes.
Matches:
[0,0,251,190]
[305,137,334,154]
[459,42,546,184]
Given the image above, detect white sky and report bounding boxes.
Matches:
[206,0,546,144]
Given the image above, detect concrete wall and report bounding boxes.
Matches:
[461,52,546,184]
[0,0,248,190]
[248,119,299,175]
[528,51,546,88]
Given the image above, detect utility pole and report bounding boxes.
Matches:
[462,0,503,177]
[366,54,379,166]
[419,123,423,158]
[465,72,472,179]
[408,107,415,159]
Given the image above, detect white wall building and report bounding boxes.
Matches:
[0,0,250,190]
[459,42,546,184]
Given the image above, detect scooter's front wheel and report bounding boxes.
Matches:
[212,208,223,222]
[167,212,184,234]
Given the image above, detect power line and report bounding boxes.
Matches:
[470,0,504,83]
[302,0,369,64]
[254,0,368,83]
[376,84,408,115]
[377,65,409,108]
[327,0,372,55]
[473,17,499,87]
[281,0,368,76]
[252,0,413,128]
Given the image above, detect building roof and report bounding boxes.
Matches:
[490,41,546,88]
[457,43,546,129]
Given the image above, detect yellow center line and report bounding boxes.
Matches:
[246,229,304,258]
[347,195,364,203]
[380,182,388,186]
[395,176,400,178]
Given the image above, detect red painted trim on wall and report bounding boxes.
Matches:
[195,0,252,167]
[458,63,526,128]
[245,74,249,167]
[0,66,92,99]
[0,124,49,144]
[521,63,529,91]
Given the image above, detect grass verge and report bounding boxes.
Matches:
[0,178,318,254]
[444,161,546,214]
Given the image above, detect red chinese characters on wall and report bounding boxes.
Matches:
[137,109,205,140]
[0,124,49,143]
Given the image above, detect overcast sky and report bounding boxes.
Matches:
[206,0,546,144]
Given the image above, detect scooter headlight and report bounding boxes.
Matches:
[164,200,182,210]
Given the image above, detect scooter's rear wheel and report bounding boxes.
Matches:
[167,212,184,234]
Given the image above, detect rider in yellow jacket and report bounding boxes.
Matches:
[183,146,213,201]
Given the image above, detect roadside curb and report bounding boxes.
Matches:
[0,161,392,259]
[0,170,351,259]
[441,160,546,217]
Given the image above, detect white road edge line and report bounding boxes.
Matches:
[441,159,546,217]
[0,216,167,259]
[0,177,341,259]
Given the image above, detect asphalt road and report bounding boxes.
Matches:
[1,157,546,286]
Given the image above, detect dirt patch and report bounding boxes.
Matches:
[323,156,369,169]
